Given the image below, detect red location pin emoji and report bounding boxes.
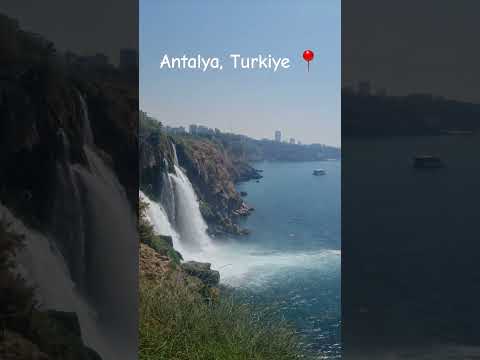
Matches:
[303,49,314,72]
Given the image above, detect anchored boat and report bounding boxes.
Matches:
[413,155,445,169]
[313,169,326,176]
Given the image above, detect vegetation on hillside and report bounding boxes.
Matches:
[139,276,303,360]
[174,131,340,162]
[138,198,307,360]
[140,111,163,136]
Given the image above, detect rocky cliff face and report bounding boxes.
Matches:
[139,130,175,201]
[174,137,259,235]
[139,126,261,235]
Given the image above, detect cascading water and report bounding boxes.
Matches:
[140,191,184,254]
[143,158,339,287]
[6,93,137,360]
[70,146,138,359]
[160,170,176,224]
[171,142,179,166]
[168,165,212,251]
[78,92,95,146]
[1,204,113,358]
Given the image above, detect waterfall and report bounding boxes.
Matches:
[141,160,213,257]
[78,93,95,146]
[171,142,179,166]
[156,143,179,223]
[169,165,212,251]
[140,191,184,254]
[143,152,340,288]
[1,204,119,360]
[2,204,80,311]
[9,94,138,360]
[159,171,176,224]
[70,147,138,347]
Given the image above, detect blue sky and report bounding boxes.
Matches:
[140,0,340,146]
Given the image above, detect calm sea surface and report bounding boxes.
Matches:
[342,134,480,358]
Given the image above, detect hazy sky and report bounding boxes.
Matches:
[0,0,137,64]
[140,0,341,146]
[343,0,480,103]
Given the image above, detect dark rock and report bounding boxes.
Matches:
[235,166,263,182]
[233,202,252,217]
[181,261,220,287]
[240,191,248,197]
[29,310,103,360]
[46,310,82,337]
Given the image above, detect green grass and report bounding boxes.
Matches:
[139,277,304,360]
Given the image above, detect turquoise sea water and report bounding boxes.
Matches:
[234,160,341,358]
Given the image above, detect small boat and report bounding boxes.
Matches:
[313,169,326,176]
[413,155,444,169]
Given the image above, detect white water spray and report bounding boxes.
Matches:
[140,191,185,254]
[0,204,118,360]
[78,93,94,146]
[168,165,212,251]
[143,163,340,288]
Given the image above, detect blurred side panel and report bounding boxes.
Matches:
[342,1,480,358]
[0,1,138,359]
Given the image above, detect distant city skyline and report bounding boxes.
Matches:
[140,1,340,147]
[162,119,316,145]
[157,117,325,146]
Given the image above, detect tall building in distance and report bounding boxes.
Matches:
[275,130,282,142]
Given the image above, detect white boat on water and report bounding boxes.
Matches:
[413,155,445,169]
[313,169,326,176]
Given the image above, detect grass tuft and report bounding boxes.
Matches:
[139,277,304,360]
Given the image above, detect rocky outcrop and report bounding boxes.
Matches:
[139,244,219,298]
[139,243,174,280]
[181,261,220,287]
[174,137,257,235]
[233,202,253,216]
[0,308,102,360]
[139,129,175,201]
[139,124,259,235]
[30,311,102,360]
